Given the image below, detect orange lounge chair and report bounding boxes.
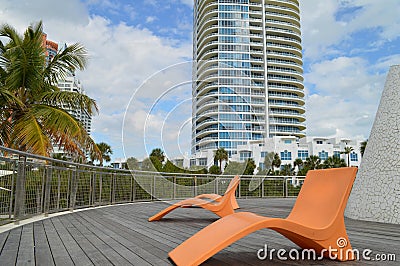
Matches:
[194,176,240,210]
[169,167,358,265]
[149,176,240,222]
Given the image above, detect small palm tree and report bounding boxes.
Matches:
[293,158,303,172]
[150,148,165,163]
[263,152,275,174]
[0,21,100,159]
[360,140,367,157]
[96,142,112,166]
[305,155,321,170]
[280,164,294,176]
[272,153,281,173]
[341,146,354,167]
[214,148,228,172]
[323,156,347,168]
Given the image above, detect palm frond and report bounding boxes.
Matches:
[31,104,84,139]
[11,111,51,156]
[39,90,98,115]
[44,42,88,83]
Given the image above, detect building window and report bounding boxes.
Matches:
[259,162,265,170]
[297,150,308,160]
[261,151,268,158]
[333,151,341,158]
[316,140,323,144]
[198,158,207,166]
[350,152,358,162]
[280,150,292,161]
[240,151,252,161]
[318,150,328,160]
[284,139,292,144]
[190,159,196,167]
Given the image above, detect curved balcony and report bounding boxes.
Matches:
[264,10,300,27]
[265,4,300,20]
[269,0,300,11]
[270,110,306,122]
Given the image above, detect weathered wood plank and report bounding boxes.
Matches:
[33,222,55,266]
[0,227,21,265]
[42,219,73,265]
[57,216,111,265]
[16,223,34,265]
[43,218,81,265]
[65,214,133,265]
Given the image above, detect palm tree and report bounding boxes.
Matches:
[214,148,228,172]
[126,157,140,170]
[96,142,112,166]
[323,156,347,169]
[0,21,100,159]
[305,155,321,170]
[293,158,303,172]
[244,158,256,175]
[360,140,367,157]
[272,153,281,173]
[150,148,165,163]
[263,152,275,174]
[280,164,294,176]
[341,146,354,167]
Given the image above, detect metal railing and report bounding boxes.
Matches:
[0,145,304,225]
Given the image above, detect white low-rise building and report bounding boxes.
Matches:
[116,136,363,173]
[176,136,362,173]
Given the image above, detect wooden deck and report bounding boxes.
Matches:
[0,199,399,265]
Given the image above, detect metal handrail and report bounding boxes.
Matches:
[0,145,304,225]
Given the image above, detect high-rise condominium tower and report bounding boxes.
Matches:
[192,0,305,156]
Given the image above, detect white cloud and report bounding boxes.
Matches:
[305,56,386,140]
[179,0,193,7]
[300,0,400,60]
[0,0,192,160]
[146,16,157,23]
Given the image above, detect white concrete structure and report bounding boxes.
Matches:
[192,0,305,157]
[346,65,400,224]
[172,136,362,172]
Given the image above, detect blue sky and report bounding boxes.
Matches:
[1,0,400,163]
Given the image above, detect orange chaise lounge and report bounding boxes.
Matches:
[169,167,358,265]
[149,176,240,222]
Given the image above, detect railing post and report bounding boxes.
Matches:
[57,172,61,210]
[152,175,156,201]
[99,173,102,205]
[133,174,137,202]
[173,176,176,199]
[261,177,264,198]
[9,160,17,220]
[43,165,53,216]
[69,167,78,211]
[129,175,133,202]
[193,176,197,196]
[238,178,241,199]
[14,155,26,224]
[284,177,288,198]
[91,171,96,207]
[111,172,116,204]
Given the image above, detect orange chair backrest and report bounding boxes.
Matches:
[223,175,240,196]
[287,167,357,228]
